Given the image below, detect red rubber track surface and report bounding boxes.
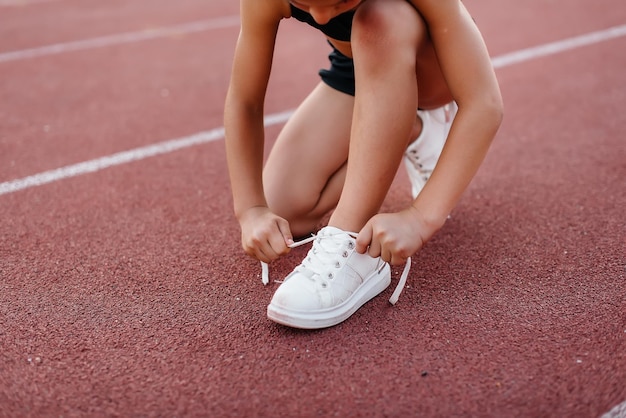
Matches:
[1,0,625,416]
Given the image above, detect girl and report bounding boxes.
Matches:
[224,0,503,328]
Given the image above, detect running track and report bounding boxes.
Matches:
[1,0,625,417]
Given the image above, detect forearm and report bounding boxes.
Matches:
[224,97,268,219]
[222,0,285,221]
[412,99,503,229]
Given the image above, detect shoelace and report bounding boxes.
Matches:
[260,235,315,286]
[260,232,410,305]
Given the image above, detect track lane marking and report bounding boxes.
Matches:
[0,10,622,66]
[0,111,294,196]
[0,16,241,63]
[1,25,625,196]
[0,0,61,5]
[491,24,626,68]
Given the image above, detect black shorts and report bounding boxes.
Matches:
[319,46,355,96]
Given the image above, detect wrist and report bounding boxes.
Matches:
[235,203,268,222]
[407,205,447,238]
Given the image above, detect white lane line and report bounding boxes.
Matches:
[0,111,294,196]
[0,0,61,5]
[0,16,241,64]
[491,23,626,68]
[1,24,625,197]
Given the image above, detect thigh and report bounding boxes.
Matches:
[264,82,354,218]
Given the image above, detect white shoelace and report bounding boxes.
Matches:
[260,235,315,285]
[260,232,410,305]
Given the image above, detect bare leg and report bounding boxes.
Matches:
[329,0,437,232]
[266,0,451,237]
[264,82,354,236]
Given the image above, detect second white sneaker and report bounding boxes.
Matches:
[404,102,458,199]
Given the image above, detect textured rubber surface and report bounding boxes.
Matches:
[0,0,625,417]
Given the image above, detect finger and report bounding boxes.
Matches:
[276,218,294,247]
[244,235,278,264]
[257,243,280,264]
[244,242,270,264]
[267,230,290,257]
[356,223,373,254]
[380,248,392,264]
[367,232,382,259]
[390,253,407,266]
[389,243,413,266]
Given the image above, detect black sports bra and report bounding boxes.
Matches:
[289,4,354,42]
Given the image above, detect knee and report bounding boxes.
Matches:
[266,199,322,237]
[265,183,317,226]
[352,0,426,56]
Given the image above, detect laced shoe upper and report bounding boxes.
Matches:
[262,226,410,308]
[271,226,384,310]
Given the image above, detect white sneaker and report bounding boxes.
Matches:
[404,102,458,199]
[267,226,391,329]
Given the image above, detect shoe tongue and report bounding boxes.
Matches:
[320,225,343,235]
[320,226,357,237]
[316,226,355,255]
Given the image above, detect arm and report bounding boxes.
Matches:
[357,0,503,264]
[410,0,503,227]
[224,0,293,262]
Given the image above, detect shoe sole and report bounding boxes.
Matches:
[266,264,391,329]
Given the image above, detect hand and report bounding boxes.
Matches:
[238,206,294,263]
[355,207,436,265]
